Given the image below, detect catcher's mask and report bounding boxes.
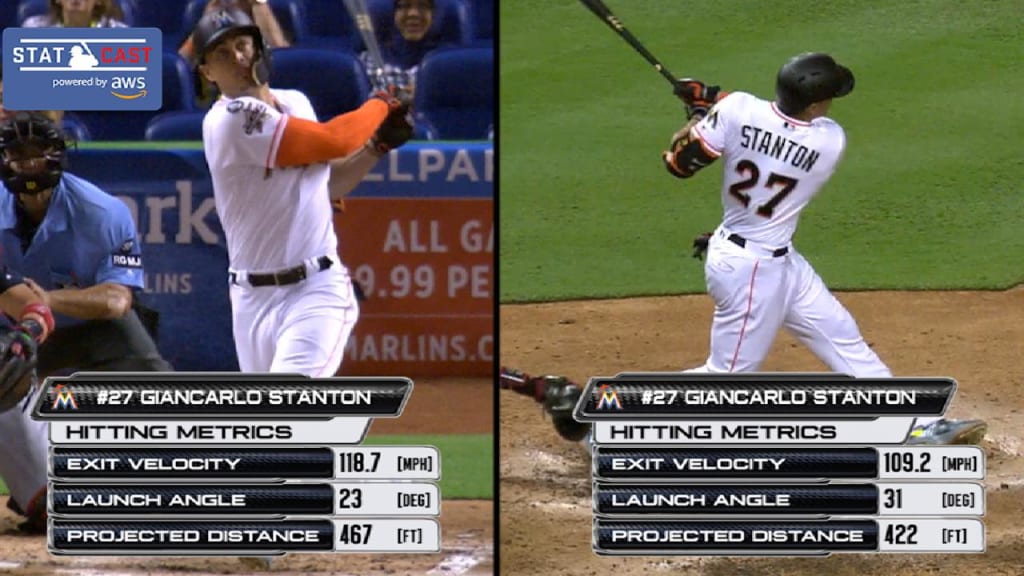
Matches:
[0,112,68,197]
[192,8,272,90]
[775,52,854,116]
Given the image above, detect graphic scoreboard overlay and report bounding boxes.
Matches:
[574,373,986,556]
[33,373,441,556]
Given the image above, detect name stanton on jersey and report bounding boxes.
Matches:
[739,124,822,173]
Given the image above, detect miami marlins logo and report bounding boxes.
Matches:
[595,384,622,410]
[51,384,78,410]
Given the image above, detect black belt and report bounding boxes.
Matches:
[231,256,333,287]
[727,233,789,257]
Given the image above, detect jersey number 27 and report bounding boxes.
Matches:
[728,159,798,218]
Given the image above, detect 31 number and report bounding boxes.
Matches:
[727,159,798,218]
[882,488,903,509]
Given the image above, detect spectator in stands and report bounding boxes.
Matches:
[361,0,448,93]
[179,0,291,64]
[21,0,127,28]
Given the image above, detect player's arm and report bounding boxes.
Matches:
[328,143,382,201]
[327,106,415,200]
[662,116,720,179]
[0,268,54,344]
[31,281,132,320]
[274,99,393,168]
[31,207,140,320]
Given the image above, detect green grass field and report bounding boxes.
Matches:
[0,434,492,501]
[501,0,1024,302]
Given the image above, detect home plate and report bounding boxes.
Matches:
[0,561,23,569]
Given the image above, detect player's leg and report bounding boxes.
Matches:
[0,382,49,532]
[780,252,984,444]
[780,251,891,377]
[269,269,359,377]
[230,284,275,372]
[690,236,789,372]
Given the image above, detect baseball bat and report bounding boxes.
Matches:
[343,0,386,73]
[577,0,680,88]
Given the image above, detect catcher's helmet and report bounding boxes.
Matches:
[0,112,68,196]
[192,8,272,85]
[775,52,854,115]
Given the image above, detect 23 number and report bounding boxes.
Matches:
[727,159,799,218]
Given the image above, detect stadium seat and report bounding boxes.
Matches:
[470,0,493,40]
[182,0,309,46]
[161,52,198,112]
[301,0,359,50]
[144,111,206,141]
[364,0,474,51]
[268,48,371,120]
[0,1,18,29]
[72,52,196,140]
[132,0,190,49]
[61,113,93,142]
[16,0,47,25]
[413,47,493,140]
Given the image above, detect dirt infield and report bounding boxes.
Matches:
[501,290,1024,575]
[0,377,493,576]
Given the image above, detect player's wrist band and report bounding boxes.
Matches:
[20,302,54,342]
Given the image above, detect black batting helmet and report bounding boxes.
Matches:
[0,112,68,196]
[775,53,855,115]
[192,8,272,85]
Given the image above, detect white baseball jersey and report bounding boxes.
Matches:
[693,91,846,247]
[203,88,336,272]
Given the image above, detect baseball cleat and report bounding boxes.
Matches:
[907,419,988,445]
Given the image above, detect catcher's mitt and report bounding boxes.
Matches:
[0,327,38,413]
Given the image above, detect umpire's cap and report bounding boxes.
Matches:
[775,53,854,115]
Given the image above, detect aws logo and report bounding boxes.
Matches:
[111,76,147,100]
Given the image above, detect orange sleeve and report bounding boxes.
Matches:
[275,99,389,168]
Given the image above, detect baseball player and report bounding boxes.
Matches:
[191,10,412,376]
[0,274,53,534]
[663,52,985,445]
[0,111,174,532]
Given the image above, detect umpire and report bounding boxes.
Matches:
[0,112,172,377]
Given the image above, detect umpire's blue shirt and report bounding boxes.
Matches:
[0,173,144,325]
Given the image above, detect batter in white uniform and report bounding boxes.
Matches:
[664,53,986,444]
[193,8,413,376]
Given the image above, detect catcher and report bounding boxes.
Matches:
[0,267,54,533]
[500,366,590,446]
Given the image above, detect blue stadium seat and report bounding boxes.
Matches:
[72,52,197,140]
[16,0,47,25]
[413,47,493,140]
[301,0,359,50]
[470,0,493,40]
[61,113,93,142]
[132,0,190,49]
[144,111,206,141]
[365,0,473,51]
[0,1,18,30]
[182,0,309,45]
[161,52,197,111]
[268,48,371,120]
